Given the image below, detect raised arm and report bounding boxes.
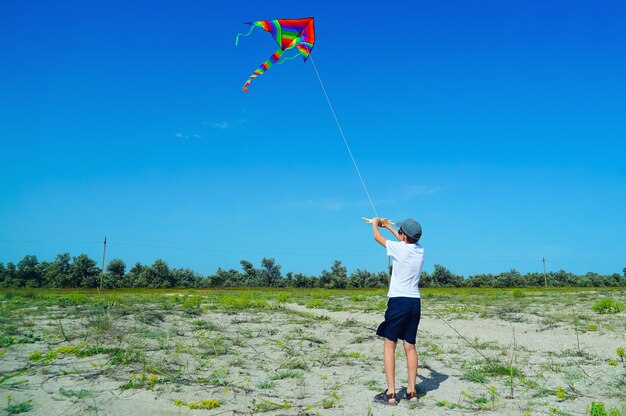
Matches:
[372,218,399,247]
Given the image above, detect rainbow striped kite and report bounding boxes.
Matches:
[235,18,315,92]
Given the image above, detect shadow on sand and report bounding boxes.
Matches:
[415,365,449,397]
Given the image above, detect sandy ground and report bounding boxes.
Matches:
[1,290,625,415]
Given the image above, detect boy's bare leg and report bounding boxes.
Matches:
[384,338,397,396]
[404,341,418,395]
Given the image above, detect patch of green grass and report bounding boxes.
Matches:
[252,397,291,413]
[270,369,302,380]
[428,343,445,355]
[216,294,271,310]
[592,298,625,314]
[484,363,522,377]
[321,391,340,409]
[257,380,276,389]
[192,319,219,331]
[136,309,165,325]
[1,336,16,347]
[109,347,147,365]
[305,299,324,309]
[340,317,360,328]
[280,357,308,370]
[120,372,161,390]
[277,292,291,303]
[181,296,203,315]
[206,368,229,386]
[199,335,228,356]
[5,396,32,415]
[512,289,525,298]
[364,379,382,392]
[338,351,364,359]
[87,312,113,334]
[59,387,93,399]
[463,370,488,383]
[588,401,623,416]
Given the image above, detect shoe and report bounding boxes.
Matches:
[405,389,419,402]
[374,390,398,406]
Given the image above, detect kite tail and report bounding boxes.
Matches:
[242,48,285,92]
[235,25,256,46]
[277,52,302,64]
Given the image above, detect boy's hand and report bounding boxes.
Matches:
[361,217,393,227]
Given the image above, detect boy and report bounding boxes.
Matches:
[371,217,424,405]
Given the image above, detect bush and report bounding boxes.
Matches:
[592,298,625,314]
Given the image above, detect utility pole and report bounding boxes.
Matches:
[100,236,107,289]
[542,257,547,288]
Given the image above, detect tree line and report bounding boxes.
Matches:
[1,253,625,289]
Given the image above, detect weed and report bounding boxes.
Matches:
[252,397,291,413]
[321,391,340,409]
[173,399,220,410]
[136,309,165,325]
[588,401,623,416]
[120,372,161,390]
[617,347,625,362]
[562,370,583,397]
[5,396,32,415]
[460,388,493,410]
[181,296,202,315]
[207,368,229,386]
[592,298,625,314]
[463,370,488,383]
[364,379,382,391]
[484,363,522,377]
[338,351,364,359]
[192,319,219,331]
[199,335,228,356]
[258,380,275,389]
[277,292,291,303]
[555,386,568,400]
[270,370,302,380]
[59,387,93,399]
[1,336,15,347]
[352,335,367,344]
[428,343,445,355]
[0,370,29,387]
[280,357,308,370]
[512,289,525,298]
[87,312,113,334]
[341,317,360,328]
[110,346,147,365]
[557,348,596,360]
[549,405,573,415]
[305,299,324,309]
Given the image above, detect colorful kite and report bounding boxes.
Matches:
[235,18,315,92]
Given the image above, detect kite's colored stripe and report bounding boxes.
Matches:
[237,17,315,91]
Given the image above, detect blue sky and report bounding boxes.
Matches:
[1,0,625,277]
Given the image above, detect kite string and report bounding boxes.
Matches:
[309,55,379,218]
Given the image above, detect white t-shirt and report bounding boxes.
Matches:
[386,240,424,298]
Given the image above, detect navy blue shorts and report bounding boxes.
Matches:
[376,297,421,344]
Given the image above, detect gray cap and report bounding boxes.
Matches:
[396,218,422,240]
